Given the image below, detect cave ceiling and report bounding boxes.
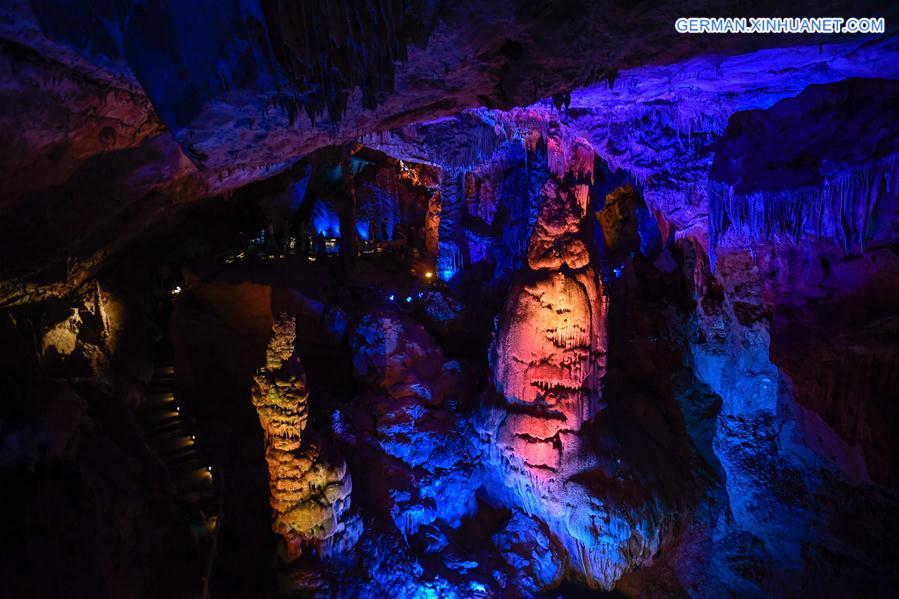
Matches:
[2,0,899,305]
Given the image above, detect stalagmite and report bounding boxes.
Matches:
[436,171,466,280]
[480,130,662,590]
[251,314,360,561]
[424,189,442,256]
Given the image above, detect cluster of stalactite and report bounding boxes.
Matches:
[425,108,605,284]
[262,0,435,122]
[251,314,359,561]
[708,158,899,263]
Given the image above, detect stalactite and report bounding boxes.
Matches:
[709,157,899,264]
[358,171,401,241]
[263,0,435,122]
[437,112,510,174]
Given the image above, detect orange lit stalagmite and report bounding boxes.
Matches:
[491,162,607,477]
[484,132,659,589]
[252,314,360,561]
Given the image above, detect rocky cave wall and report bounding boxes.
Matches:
[322,42,899,595]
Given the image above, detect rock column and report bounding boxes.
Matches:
[252,314,360,561]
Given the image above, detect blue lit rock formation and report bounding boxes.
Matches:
[348,308,482,539]
[708,78,899,258]
[491,510,564,594]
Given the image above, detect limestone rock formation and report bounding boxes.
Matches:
[493,269,607,429]
[492,510,565,594]
[479,133,666,591]
[252,314,359,561]
[4,2,899,596]
[349,308,481,543]
[596,185,642,264]
[527,180,592,271]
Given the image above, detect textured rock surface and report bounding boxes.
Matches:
[708,78,899,258]
[374,37,899,258]
[492,510,565,594]
[3,1,898,301]
[0,22,286,306]
[479,132,665,590]
[672,240,899,597]
[19,0,884,173]
[349,308,481,539]
[4,1,899,596]
[252,314,359,560]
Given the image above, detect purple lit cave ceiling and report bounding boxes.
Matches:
[2,1,899,597]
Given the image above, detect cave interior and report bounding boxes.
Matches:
[2,1,899,598]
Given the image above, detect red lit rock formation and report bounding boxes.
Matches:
[493,269,607,429]
[491,132,605,452]
[480,133,663,590]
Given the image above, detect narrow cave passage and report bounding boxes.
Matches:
[2,3,899,598]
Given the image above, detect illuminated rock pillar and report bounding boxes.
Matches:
[492,148,606,473]
[252,314,360,561]
[436,171,466,280]
[484,133,660,590]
